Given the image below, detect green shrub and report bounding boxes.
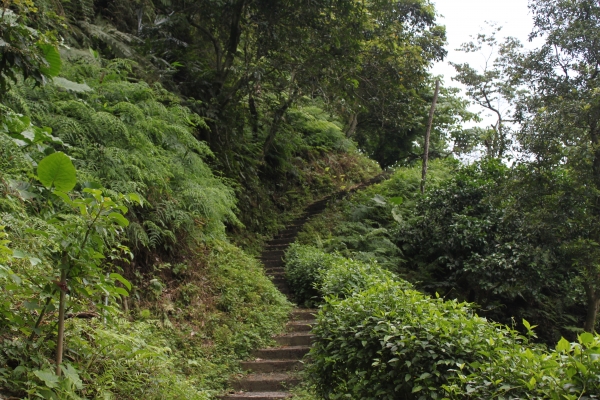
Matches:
[208,240,292,356]
[305,253,600,399]
[318,256,405,298]
[308,279,525,400]
[284,244,337,306]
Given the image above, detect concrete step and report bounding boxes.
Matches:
[286,320,313,332]
[220,392,293,399]
[261,254,284,260]
[274,332,314,346]
[267,238,294,246]
[231,373,301,392]
[262,260,284,268]
[291,309,317,321]
[262,250,285,258]
[240,359,303,373]
[273,231,297,238]
[252,346,311,360]
[264,267,284,274]
[265,243,289,250]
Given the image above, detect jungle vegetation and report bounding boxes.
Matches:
[1,0,600,399]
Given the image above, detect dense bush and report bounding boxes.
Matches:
[0,57,292,399]
[292,246,600,399]
[294,160,455,274]
[284,243,337,306]
[285,243,402,306]
[395,160,583,343]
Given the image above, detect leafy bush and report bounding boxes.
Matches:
[295,160,456,275]
[299,249,600,399]
[0,62,291,399]
[318,255,404,298]
[284,243,337,306]
[207,241,292,356]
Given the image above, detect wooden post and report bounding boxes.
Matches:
[421,80,440,194]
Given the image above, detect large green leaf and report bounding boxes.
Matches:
[39,44,62,77]
[33,369,59,388]
[37,152,77,192]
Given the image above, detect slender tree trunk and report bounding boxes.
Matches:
[345,113,358,138]
[55,269,67,376]
[421,80,440,194]
[587,122,600,333]
[262,102,291,157]
[249,95,259,136]
[584,284,600,333]
[262,89,297,158]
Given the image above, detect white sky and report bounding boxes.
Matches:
[428,0,540,158]
[431,0,537,84]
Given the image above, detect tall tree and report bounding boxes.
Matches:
[512,0,600,332]
[451,24,521,158]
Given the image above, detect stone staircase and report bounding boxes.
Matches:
[221,175,389,399]
[220,200,329,399]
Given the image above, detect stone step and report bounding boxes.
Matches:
[262,250,285,258]
[240,359,303,373]
[267,238,293,246]
[274,332,313,346]
[273,231,297,238]
[220,392,293,399]
[286,320,313,332]
[231,373,301,392]
[264,267,284,274]
[265,243,289,250]
[261,252,285,258]
[261,260,283,267]
[252,346,311,360]
[275,286,291,296]
[262,260,283,268]
[291,309,317,321]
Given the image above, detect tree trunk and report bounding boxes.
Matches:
[584,284,600,333]
[345,113,358,138]
[55,269,67,376]
[420,80,440,194]
[262,89,297,158]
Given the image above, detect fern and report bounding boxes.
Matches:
[4,58,238,254]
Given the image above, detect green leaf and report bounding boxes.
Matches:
[12,249,26,258]
[113,287,129,297]
[388,196,403,205]
[372,194,387,205]
[578,332,594,345]
[37,152,77,192]
[33,369,59,388]
[556,337,571,353]
[39,44,62,77]
[110,273,132,290]
[126,192,143,206]
[60,364,83,389]
[109,212,129,227]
